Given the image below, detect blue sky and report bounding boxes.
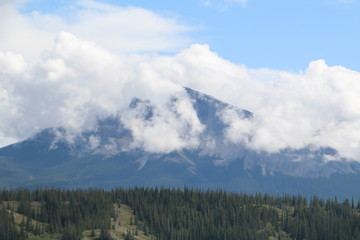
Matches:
[19,0,360,71]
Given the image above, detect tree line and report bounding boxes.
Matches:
[1,187,360,240]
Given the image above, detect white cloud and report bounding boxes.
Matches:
[0,51,27,74]
[148,44,360,160]
[205,59,360,159]
[0,0,192,62]
[0,32,204,154]
[1,1,360,161]
[0,3,54,62]
[1,31,360,159]
[120,77,204,153]
[219,107,253,145]
[0,0,28,6]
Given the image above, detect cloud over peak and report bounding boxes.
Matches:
[1,1,360,161]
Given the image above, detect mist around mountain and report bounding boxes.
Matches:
[1,87,360,200]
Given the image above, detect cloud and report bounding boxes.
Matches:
[1,30,360,159]
[149,44,360,160]
[0,32,204,154]
[0,0,192,62]
[206,60,360,160]
[1,1,360,160]
[0,3,54,62]
[0,0,28,5]
[121,93,204,153]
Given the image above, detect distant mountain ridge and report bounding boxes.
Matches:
[1,87,360,199]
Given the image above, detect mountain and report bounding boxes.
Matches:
[1,87,360,199]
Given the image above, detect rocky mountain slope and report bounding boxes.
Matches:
[1,88,360,199]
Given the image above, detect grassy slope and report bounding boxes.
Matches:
[82,203,154,240]
[0,201,154,240]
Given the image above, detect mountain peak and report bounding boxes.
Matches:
[1,87,360,199]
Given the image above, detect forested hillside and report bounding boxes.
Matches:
[1,187,360,240]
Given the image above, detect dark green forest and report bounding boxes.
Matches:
[1,187,360,240]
